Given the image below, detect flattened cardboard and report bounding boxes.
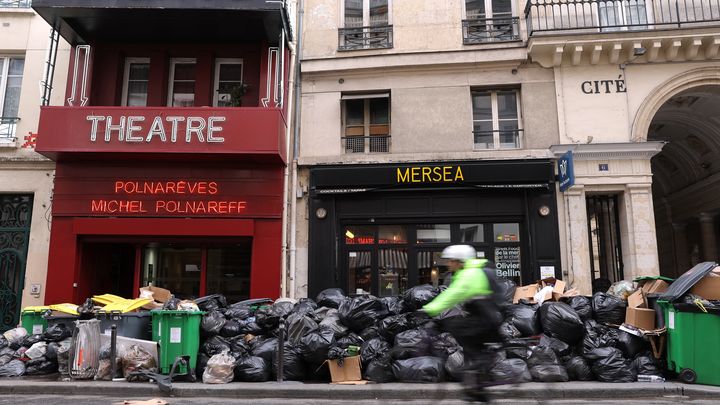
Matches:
[327,355,362,383]
[641,280,670,295]
[690,275,720,300]
[139,286,172,303]
[513,285,538,303]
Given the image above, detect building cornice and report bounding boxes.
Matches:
[298,149,553,166]
[549,142,666,160]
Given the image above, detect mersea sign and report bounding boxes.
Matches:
[86,115,226,143]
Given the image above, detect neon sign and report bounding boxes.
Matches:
[86,115,226,143]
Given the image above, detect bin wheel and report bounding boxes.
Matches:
[679,368,697,384]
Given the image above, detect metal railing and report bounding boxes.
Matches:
[338,25,393,51]
[472,129,524,150]
[526,0,720,34]
[463,17,521,44]
[0,117,19,140]
[0,0,31,8]
[342,135,391,154]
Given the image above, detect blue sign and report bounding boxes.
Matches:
[558,151,575,192]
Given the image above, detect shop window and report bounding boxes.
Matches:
[417,224,451,244]
[379,248,407,296]
[213,58,244,107]
[143,245,202,300]
[348,250,372,294]
[493,223,520,242]
[460,223,484,243]
[471,89,522,150]
[168,58,197,107]
[418,251,449,288]
[378,225,407,244]
[463,0,518,44]
[345,225,376,244]
[339,0,392,51]
[206,242,252,303]
[341,93,390,153]
[0,56,24,141]
[122,58,150,107]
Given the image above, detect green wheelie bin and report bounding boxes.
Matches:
[151,310,204,376]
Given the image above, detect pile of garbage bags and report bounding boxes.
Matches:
[197,285,663,384]
[0,323,73,377]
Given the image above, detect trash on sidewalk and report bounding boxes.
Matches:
[625,290,656,331]
[325,355,364,384]
[112,399,168,405]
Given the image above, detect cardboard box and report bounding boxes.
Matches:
[513,285,538,303]
[625,290,655,330]
[327,355,362,384]
[690,272,720,300]
[139,286,172,303]
[641,279,670,295]
[539,278,567,301]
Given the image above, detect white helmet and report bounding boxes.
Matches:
[441,245,476,261]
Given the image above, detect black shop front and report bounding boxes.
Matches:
[307,160,561,298]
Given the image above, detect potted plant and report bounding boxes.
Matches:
[227,82,250,107]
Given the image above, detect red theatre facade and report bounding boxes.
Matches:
[32,0,292,304]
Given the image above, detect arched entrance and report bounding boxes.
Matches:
[648,84,720,278]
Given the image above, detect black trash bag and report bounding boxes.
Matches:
[78,298,95,320]
[592,293,626,325]
[228,337,250,360]
[585,347,636,382]
[564,356,593,381]
[196,353,210,380]
[201,311,227,335]
[196,294,227,312]
[286,313,319,342]
[529,364,569,382]
[506,346,532,361]
[162,297,181,311]
[498,321,521,341]
[273,301,297,319]
[444,349,465,381]
[392,356,445,383]
[430,332,460,359]
[318,311,349,338]
[0,337,7,350]
[381,296,407,315]
[582,320,620,353]
[539,302,584,344]
[220,320,242,338]
[0,359,25,377]
[298,327,336,365]
[526,346,559,367]
[564,296,592,321]
[391,328,432,360]
[539,334,572,356]
[632,354,661,376]
[234,356,270,382]
[298,298,318,310]
[338,295,388,332]
[239,320,264,336]
[360,337,391,366]
[202,336,232,357]
[336,333,364,349]
[403,285,440,311]
[364,354,395,383]
[224,306,254,320]
[255,307,279,331]
[496,278,517,305]
[504,304,540,336]
[251,337,279,363]
[43,324,72,342]
[615,330,647,358]
[360,325,381,341]
[271,342,306,381]
[378,313,413,341]
[490,358,532,383]
[25,357,57,375]
[23,334,43,347]
[316,288,347,309]
[46,342,59,361]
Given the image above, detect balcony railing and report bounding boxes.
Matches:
[0,0,31,7]
[338,25,393,51]
[525,0,720,35]
[0,117,19,141]
[463,17,521,44]
[342,135,391,154]
[473,129,524,150]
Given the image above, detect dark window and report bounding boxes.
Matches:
[342,94,391,153]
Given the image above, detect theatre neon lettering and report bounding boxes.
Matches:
[86,115,226,143]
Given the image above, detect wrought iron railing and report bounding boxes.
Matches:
[0,0,31,8]
[342,135,391,153]
[525,0,720,34]
[463,17,521,44]
[0,117,19,140]
[338,25,393,51]
[473,129,524,150]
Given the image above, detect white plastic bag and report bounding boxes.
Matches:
[25,342,48,360]
[202,351,235,384]
[534,286,554,305]
[3,327,27,344]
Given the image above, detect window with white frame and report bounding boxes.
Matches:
[213,59,244,107]
[168,58,196,107]
[341,93,390,153]
[463,0,518,43]
[122,58,150,107]
[339,0,392,50]
[0,56,24,140]
[471,89,522,150]
[599,0,648,31]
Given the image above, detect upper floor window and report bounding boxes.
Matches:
[122,58,150,107]
[339,0,393,51]
[0,57,24,140]
[463,0,518,44]
[471,89,522,150]
[342,93,390,153]
[213,59,244,107]
[168,58,196,107]
[0,0,32,8]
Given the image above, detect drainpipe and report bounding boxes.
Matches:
[288,0,305,299]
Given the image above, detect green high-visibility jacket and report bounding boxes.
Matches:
[422,258,492,317]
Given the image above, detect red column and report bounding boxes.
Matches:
[250,219,282,299]
[44,217,78,304]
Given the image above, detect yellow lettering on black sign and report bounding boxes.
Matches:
[396,166,464,183]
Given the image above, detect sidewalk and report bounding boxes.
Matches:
[0,379,718,400]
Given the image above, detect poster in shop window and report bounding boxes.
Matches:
[494,246,521,281]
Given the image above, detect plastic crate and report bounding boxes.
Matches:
[95,311,152,340]
[151,310,204,375]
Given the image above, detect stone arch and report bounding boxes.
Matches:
[632,67,720,142]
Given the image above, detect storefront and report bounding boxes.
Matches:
[307,160,562,298]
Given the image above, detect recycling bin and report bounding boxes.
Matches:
[151,310,203,375]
